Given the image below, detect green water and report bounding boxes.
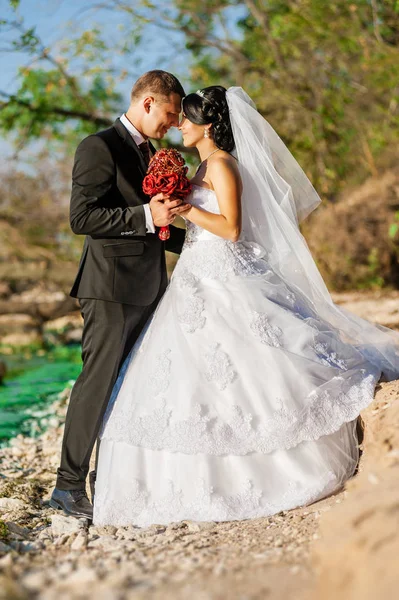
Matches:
[0,345,82,447]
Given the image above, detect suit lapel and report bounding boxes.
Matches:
[113,118,148,177]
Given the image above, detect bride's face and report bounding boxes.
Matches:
[178,113,209,148]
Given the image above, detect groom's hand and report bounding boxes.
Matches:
[149,193,190,227]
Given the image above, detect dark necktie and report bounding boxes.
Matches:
[139,141,151,167]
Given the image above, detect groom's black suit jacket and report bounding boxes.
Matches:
[69,118,185,305]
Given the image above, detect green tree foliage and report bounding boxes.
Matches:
[160,0,399,195]
[0,2,141,151]
[1,0,399,196]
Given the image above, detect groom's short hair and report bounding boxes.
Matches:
[131,70,185,102]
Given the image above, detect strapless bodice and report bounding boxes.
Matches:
[184,185,223,244]
[175,184,270,282]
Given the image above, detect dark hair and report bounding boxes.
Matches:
[182,85,235,152]
[131,70,185,102]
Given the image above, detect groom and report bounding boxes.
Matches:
[50,71,188,519]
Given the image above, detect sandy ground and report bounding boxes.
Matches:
[0,291,398,600]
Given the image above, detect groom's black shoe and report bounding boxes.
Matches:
[49,488,93,520]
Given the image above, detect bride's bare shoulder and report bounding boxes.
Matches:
[211,151,239,172]
[208,150,242,193]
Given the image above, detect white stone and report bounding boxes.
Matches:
[185,520,215,532]
[56,562,74,577]
[22,571,48,591]
[0,553,13,567]
[51,514,84,537]
[11,447,24,458]
[71,532,88,551]
[65,567,98,585]
[88,536,124,552]
[89,525,117,536]
[54,534,71,546]
[0,498,25,512]
[37,528,52,541]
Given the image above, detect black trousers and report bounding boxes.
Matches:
[56,291,163,491]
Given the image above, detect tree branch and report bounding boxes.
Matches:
[0,91,112,127]
[4,20,98,114]
[370,0,383,44]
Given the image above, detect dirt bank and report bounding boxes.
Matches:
[311,381,399,600]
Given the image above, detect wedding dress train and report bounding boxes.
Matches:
[93,184,385,527]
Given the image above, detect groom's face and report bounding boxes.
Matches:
[142,93,182,139]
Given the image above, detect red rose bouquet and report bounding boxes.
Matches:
[142,148,192,241]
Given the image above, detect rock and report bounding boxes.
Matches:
[51,514,84,537]
[0,541,11,553]
[43,312,83,345]
[37,528,52,541]
[56,562,74,577]
[89,525,117,537]
[71,531,88,551]
[6,285,74,320]
[54,533,71,546]
[5,521,31,540]
[11,447,24,458]
[65,567,98,585]
[0,553,13,567]
[0,498,25,512]
[8,540,20,551]
[0,281,11,298]
[88,536,124,552]
[19,541,43,553]
[0,574,26,599]
[0,313,42,347]
[115,527,137,541]
[22,571,48,591]
[64,328,82,344]
[184,521,215,533]
[149,524,167,534]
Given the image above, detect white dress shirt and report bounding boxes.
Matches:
[120,113,155,234]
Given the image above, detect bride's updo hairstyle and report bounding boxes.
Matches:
[182,85,235,152]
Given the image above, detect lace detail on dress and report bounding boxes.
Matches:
[93,471,338,527]
[177,293,206,333]
[250,311,283,347]
[100,371,377,455]
[149,349,172,397]
[174,239,270,283]
[174,268,199,291]
[315,342,348,370]
[185,221,205,245]
[203,343,236,390]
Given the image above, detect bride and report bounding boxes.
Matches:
[93,86,399,527]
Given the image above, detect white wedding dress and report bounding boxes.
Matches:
[93,184,383,527]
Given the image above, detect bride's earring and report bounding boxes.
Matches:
[204,128,209,139]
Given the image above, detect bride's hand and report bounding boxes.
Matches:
[166,198,192,221]
[150,194,187,226]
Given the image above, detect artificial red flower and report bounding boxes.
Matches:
[142,148,192,241]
